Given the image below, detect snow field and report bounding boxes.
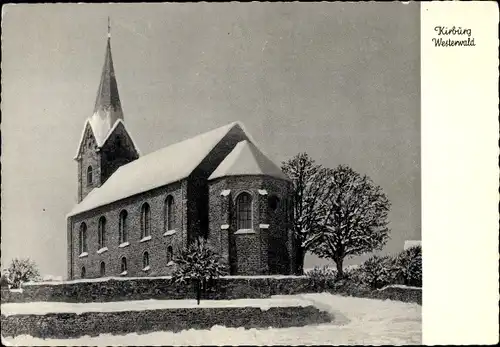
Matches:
[2,293,421,345]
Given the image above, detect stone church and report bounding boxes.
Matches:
[66,32,297,279]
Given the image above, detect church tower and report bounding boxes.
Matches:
[74,18,140,203]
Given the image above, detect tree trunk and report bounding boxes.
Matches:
[196,280,201,305]
[335,258,344,279]
[295,247,306,275]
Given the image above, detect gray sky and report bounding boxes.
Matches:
[1,3,420,276]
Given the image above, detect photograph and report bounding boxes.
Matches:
[2,2,424,345]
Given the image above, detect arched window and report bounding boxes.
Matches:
[121,257,127,274]
[268,195,280,212]
[81,266,86,279]
[164,195,175,231]
[79,223,87,254]
[98,216,106,249]
[87,166,93,185]
[167,246,173,263]
[236,192,252,230]
[100,262,106,277]
[143,251,149,269]
[141,203,151,238]
[119,210,128,244]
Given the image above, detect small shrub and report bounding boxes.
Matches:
[358,255,398,290]
[305,266,336,291]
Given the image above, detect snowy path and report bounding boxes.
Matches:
[2,293,421,346]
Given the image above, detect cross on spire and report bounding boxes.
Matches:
[107,16,111,38]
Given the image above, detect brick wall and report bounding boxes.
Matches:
[208,176,293,275]
[67,180,187,279]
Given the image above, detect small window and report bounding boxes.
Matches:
[119,210,128,244]
[143,251,149,268]
[98,216,106,249]
[268,195,280,211]
[87,166,93,185]
[81,266,86,279]
[79,223,88,253]
[121,257,127,273]
[100,262,106,277]
[141,203,151,238]
[167,246,173,263]
[236,192,252,230]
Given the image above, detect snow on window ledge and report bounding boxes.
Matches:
[235,229,256,235]
[119,242,130,248]
[258,189,268,195]
[259,224,270,229]
[120,271,128,276]
[79,252,89,258]
[220,189,231,196]
[163,230,177,236]
[220,224,230,230]
[97,247,108,254]
[142,266,150,272]
[139,235,152,243]
[166,261,175,267]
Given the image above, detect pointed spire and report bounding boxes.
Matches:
[90,17,124,145]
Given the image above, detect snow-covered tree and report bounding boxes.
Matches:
[171,237,227,305]
[394,245,422,287]
[281,153,337,274]
[7,258,41,289]
[312,165,391,278]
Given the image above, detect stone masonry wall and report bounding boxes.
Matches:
[208,175,293,275]
[77,124,101,203]
[99,121,139,185]
[67,180,188,280]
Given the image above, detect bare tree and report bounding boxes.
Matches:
[7,258,41,288]
[281,153,336,274]
[312,165,391,278]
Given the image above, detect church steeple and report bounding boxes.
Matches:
[89,17,124,146]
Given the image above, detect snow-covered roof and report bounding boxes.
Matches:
[404,240,421,250]
[209,140,289,181]
[67,121,247,217]
[74,119,141,159]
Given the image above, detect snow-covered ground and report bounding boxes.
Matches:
[2,293,421,345]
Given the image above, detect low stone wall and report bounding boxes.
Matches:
[1,305,331,338]
[1,277,421,305]
[1,276,311,304]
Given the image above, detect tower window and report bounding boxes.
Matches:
[98,216,106,249]
[164,195,175,231]
[119,210,128,244]
[87,166,93,185]
[79,223,87,254]
[141,203,151,238]
[100,262,106,277]
[81,266,86,279]
[236,192,252,230]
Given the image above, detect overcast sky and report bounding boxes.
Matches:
[1,3,420,276]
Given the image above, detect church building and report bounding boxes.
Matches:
[66,29,297,279]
